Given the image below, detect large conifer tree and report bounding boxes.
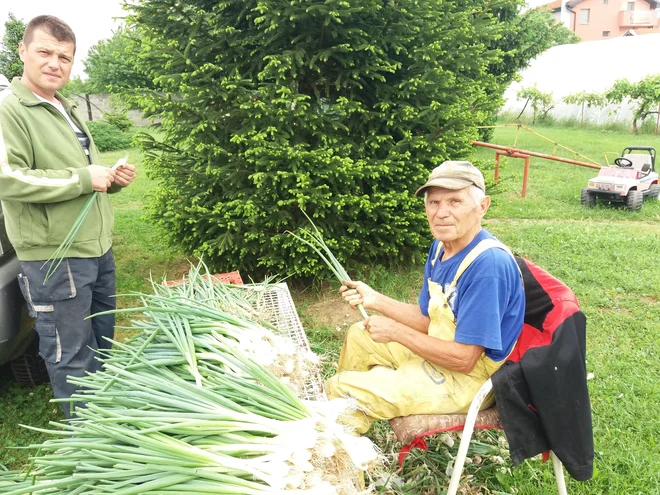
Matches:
[126,0,569,277]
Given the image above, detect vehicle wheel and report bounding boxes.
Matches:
[625,190,643,211]
[9,336,49,386]
[581,188,596,207]
[648,184,660,200]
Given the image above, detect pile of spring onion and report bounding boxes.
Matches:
[287,212,368,319]
[0,262,380,494]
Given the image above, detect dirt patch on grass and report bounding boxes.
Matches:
[486,218,660,231]
[641,295,659,304]
[156,260,195,283]
[595,305,631,315]
[300,297,362,330]
[114,329,141,343]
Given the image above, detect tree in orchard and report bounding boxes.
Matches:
[0,13,26,80]
[83,28,155,94]
[606,75,660,134]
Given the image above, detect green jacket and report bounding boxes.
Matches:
[0,78,121,261]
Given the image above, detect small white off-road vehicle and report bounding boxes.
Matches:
[581,146,658,210]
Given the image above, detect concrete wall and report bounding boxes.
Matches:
[502,33,660,124]
[70,93,153,127]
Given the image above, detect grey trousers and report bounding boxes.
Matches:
[18,250,116,418]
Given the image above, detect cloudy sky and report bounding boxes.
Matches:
[1,0,562,78]
[0,0,125,76]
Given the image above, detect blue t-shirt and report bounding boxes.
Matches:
[418,229,525,362]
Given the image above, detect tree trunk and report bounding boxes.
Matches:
[580,102,584,127]
[516,98,529,121]
[85,94,93,121]
[541,106,554,121]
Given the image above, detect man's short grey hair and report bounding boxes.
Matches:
[423,185,485,206]
[468,185,485,205]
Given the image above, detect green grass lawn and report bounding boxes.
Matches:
[1,125,659,494]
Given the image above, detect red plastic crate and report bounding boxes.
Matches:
[164,270,244,287]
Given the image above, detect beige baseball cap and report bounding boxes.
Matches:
[415,160,485,196]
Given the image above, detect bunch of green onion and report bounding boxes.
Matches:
[145,264,319,396]
[0,262,380,494]
[287,212,369,320]
[42,157,127,283]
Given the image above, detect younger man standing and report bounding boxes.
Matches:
[0,15,136,417]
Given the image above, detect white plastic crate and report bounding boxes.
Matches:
[259,283,327,402]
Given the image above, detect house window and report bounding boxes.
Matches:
[603,31,610,37]
[580,9,590,24]
[627,1,635,10]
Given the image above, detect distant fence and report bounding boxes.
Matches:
[70,93,153,127]
[503,97,660,133]
[504,97,638,125]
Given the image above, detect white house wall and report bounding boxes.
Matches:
[502,33,660,123]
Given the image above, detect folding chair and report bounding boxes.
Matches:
[389,256,593,494]
[390,378,567,495]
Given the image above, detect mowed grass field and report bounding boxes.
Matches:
[1,124,659,494]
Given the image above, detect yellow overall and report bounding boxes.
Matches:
[325,239,517,434]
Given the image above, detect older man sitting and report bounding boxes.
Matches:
[324,161,525,434]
